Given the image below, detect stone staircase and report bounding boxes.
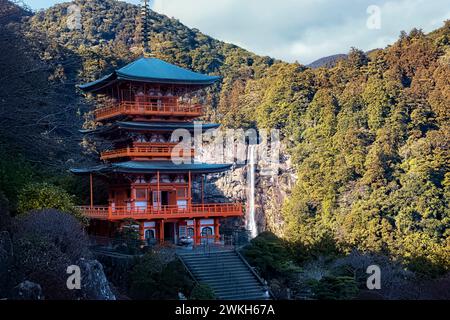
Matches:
[178,250,269,300]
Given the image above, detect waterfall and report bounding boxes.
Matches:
[246,144,258,239]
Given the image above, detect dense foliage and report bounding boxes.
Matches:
[0,0,448,299]
[17,182,87,223]
[242,232,300,279]
[129,251,193,300]
[23,0,275,119]
[310,276,359,300]
[232,28,450,275]
[10,209,91,299]
[189,283,216,300]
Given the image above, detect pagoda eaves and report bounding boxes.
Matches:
[79,57,221,93]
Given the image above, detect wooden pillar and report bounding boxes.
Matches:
[157,171,160,209]
[193,218,198,246]
[90,173,94,208]
[139,222,145,241]
[214,218,220,242]
[173,222,178,244]
[196,219,201,245]
[160,220,165,244]
[201,174,204,205]
[188,171,192,209]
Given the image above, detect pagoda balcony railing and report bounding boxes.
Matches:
[76,203,243,220]
[100,144,195,160]
[94,101,203,121]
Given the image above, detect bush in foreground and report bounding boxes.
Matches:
[11,209,92,299]
[190,283,216,300]
[130,252,193,300]
[17,182,87,224]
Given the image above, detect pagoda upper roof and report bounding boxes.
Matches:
[81,121,220,134]
[78,57,221,92]
[70,161,232,175]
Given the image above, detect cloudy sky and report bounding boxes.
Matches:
[25,0,450,64]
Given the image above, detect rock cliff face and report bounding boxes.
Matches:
[195,136,296,236]
[77,258,116,300]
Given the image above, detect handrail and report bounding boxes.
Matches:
[235,249,274,300]
[177,255,199,285]
[100,145,194,160]
[94,100,203,120]
[76,203,243,220]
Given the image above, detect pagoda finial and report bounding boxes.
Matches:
[141,0,151,57]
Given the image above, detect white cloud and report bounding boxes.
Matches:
[152,0,450,64]
[27,0,450,64]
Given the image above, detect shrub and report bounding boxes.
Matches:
[311,276,359,300]
[241,232,300,279]
[17,182,87,224]
[190,283,216,300]
[331,250,415,299]
[11,209,91,299]
[129,252,193,299]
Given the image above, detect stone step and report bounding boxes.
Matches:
[219,292,268,300]
[185,257,245,264]
[188,263,248,272]
[182,256,240,263]
[179,252,236,258]
[195,271,254,280]
[178,250,269,300]
[214,286,265,295]
[208,277,262,287]
[208,284,262,292]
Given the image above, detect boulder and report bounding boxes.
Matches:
[11,281,43,300]
[77,258,116,300]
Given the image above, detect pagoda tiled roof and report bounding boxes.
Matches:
[80,121,220,134]
[78,57,221,92]
[70,161,232,175]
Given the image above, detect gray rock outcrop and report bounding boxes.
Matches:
[196,134,296,236]
[77,258,116,300]
[11,281,43,300]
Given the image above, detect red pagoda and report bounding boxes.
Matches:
[71,57,243,245]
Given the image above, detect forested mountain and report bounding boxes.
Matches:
[0,0,275,206]
[240,29,450,275]
[0,0,275,164]
[307,54,348,69]
[0,0,449,281]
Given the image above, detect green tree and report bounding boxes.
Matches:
[242,232,300,278]
[190,283,216,300]
[311,276,359,300]
[17,182,86,224]
[130,252,193,300]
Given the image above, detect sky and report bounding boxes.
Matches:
[24,0,450,64]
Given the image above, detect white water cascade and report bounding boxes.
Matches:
[246,144,258,239]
